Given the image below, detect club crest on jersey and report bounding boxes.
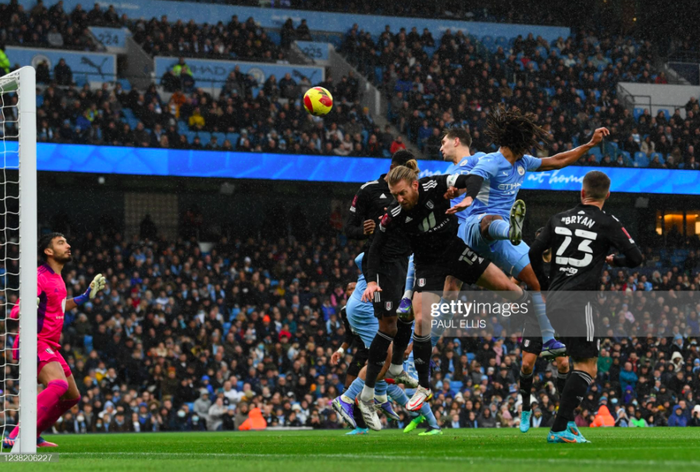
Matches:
[385,301,392,311]
[426,200,434,210]
[523,340,530,348]
[517,165,525,176]
[45,348,54,355]
[418,278,426,287]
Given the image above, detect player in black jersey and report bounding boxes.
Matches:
[529,170,642,443]
[518,227,570,433]
[362,159,529,411]
[345,150,419,420]
[330,282,369,434]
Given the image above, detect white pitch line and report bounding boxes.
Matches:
[56,452,700,467]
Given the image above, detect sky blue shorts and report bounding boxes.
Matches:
[346,295,379,349]
[459,214,531,278]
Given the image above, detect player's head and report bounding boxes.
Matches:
[581,170,611,204]
[389,150,415,170]
[38,232,71,264]
[485,104,550,158]
[387,159,421,210]
[440,127,472,162]
[345,281,356,298]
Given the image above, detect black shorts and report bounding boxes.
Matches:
[372,257,408,319]
[521,318,543,355]
[561,337,599,359]
[547,294,599,359]
[414,238,490,293]
[347,344,369,378]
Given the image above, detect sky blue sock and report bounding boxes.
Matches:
[431,297,453,347]
[531,291,555,342]
[420,403,439,429]
[375,380,388,397]
[387,384,409,405]
[488,219,510,240]
[343,377,365,402]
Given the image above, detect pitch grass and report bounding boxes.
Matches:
[4,427,700,472]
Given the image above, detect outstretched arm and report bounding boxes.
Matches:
[536,128,610,171]
[65,274,106,311]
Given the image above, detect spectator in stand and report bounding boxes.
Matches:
[54,58,73,86]
[390,135,407,154]
[296,19,312,41]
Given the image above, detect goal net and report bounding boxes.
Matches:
[0,67,38,454]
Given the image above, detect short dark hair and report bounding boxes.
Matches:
[442,127,472,148]
[391,150,415,167]
[485,104,550,157]
[582,171,611,200]
[38,232,64,261]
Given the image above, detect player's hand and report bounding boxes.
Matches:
[588,127,610,146]
[330,351,342,365]
[88,273,106,299]
[443,186,463,200]
[605,254,616,266]
[446,197,474,215]
[361,282,381,303]
[363,219,376,235]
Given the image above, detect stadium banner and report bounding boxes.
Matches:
[23,1,570,42]
[4,141,700,194]
[425,291,695,339]
[5,46,117,83]
[154,56,325,88]
[295,41,330,62]
[89,26,131,53]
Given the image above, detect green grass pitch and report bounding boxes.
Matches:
[5,428,700,472]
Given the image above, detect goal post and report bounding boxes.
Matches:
[0,66,37,454]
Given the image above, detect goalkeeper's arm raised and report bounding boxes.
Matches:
[65,273,106,311]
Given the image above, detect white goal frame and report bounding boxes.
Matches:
[1,66,37,454]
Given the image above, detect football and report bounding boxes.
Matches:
[303,86,334,116]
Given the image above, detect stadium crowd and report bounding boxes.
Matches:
[2,220,700,434]
[344,24,700,169]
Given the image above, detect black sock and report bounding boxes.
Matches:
[520,370,534,412]
[391,319,413,366]
[552,370,593,432]
[412,333,432,388]
[353,402,367,429]
[365,331,393,388]
[556,371,569,396]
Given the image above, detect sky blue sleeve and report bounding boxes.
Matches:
[522,154,542,172]
[469,155,500,180]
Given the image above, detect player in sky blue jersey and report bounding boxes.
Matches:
[443,108,609,357]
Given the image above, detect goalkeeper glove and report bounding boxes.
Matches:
[74,274,106,305]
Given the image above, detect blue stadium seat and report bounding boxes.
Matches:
[589,147,603,161]
[634,152,649,167]
[467,352,476,363]
[266,30,281,45]
[634,108,647,121]
[650,152,664,164]
[198,131,212,143]
[576,89,586,101]
[186,402,195,412]
[178,121,189,133]
[495,36,508,47]
[450,380,463,392]
[227,132,240,148]
[223,322,231,335]
[658,109,670,120]
[118,78,132,91]
[184,131,198,143]
[212,132,226,144]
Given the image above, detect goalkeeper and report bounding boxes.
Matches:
[3,233,106,449]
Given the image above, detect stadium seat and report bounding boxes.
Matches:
[450,380,463,392]
[634,152,649,167]
[589,147,603,161]
[634,108,647,121]
[184,131,198,143]
[227,133,240,148]
[658,109,670,120]
[198,131,212,143]
[650,152,664,164]
[213,132,226,144]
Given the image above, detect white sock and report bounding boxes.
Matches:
[403,290,413,300]
[388,363,404,376]
[360,385,375,402]
[375,394,388,403]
